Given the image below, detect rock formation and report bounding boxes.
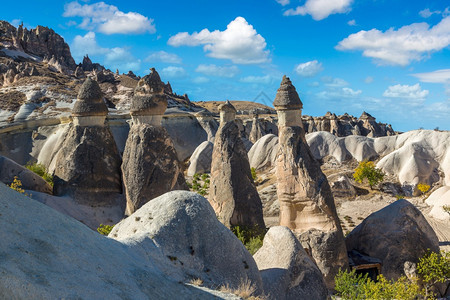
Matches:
[248,134,279,171]
[0,21,76,71]
[345,199,440,280]
[187,141,214,176]
[274,75,348,288]
[194,110,218,142]
[249,110,264,143]
[254,226,329,300]
[110,191,263,293]
[122,68,186,215]
[0,155,52,194]
[0,182,243,299]
[209,101,265,231]
[52,77,122,202]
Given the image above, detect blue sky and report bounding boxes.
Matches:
[1,0,449,131]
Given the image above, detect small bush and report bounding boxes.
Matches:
[417,183,431,195]
[443,205,450,216]
[97,224,114,236]
[353,161,385,190]
[250,167,257,181]
[25,162,54,187]
[8,176,31,197]
[189,173,210,196]
[334,269,424,300]
[417,250,450,298]
[231,225,265,255]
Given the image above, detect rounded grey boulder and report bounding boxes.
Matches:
[110,190,264,294]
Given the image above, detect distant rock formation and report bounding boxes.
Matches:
[187,141,214,176]
[0,21,76,71]
[273,75,348,288]
[249,110,264,143]
[209,101,265,231]
[122,68,186,215]
[52,77,122,202]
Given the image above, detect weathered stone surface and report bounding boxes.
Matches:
[209,106,265,230]
[248,134,279,171]
[72,77,108,117]
[426,186,450,221]
[52,124,122,201]
[274,76,347,288]
[345,199,440,280]
[0,21,76,70]
[328,173,357,198]
[110,191,263,293]
[0,182,240,300]
[273,76,303,110]
[122,124,187,215]
[249,114,265,144]
[0,155,52,194]
[188,141,214,176]
[254,226,329,300]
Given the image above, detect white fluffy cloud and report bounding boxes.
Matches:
[336,16,450,66]
[383,83,429,99]
[71,32,140,71]
[276,0,290,6]
[63,1,155,34]
[168,17,270,64]
[239,75,273,84]
[145,51,182,64]
[419,7,449,18]
[411,69,450,83]
[284,0,353,20]
[160,66,187,79]
[294,60,323,77]
[195,64,239,78]
[321,76,348,87]
[317,87,361,99]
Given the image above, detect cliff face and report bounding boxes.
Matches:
[0,21,76,70]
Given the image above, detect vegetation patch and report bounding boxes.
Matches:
[353,161,385,190]
[97,224,114,236]
[231,225,266,255]
[25,161,54,187]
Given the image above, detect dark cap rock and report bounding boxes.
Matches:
[72,77,108,117]
[218,100,237,113]
[273,75,303,110]
[130,68,167,116]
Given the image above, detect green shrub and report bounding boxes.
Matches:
[353,161,385,190]
[189,173,210,196]
[250,167,257,181]
[97,224,114,236]
[231,225,265,255]
[334,269,423,300]
[417,250,450,298]
[25,162,54,187]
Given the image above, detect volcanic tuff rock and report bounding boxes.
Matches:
[0,21,76,71]
[254,226,329,300]
[345,199,440,280]
[274,76,347,288]
[209,101,265,230]
[248,134,279,171]
[0,155,52,194]
[110,191,263,293]
[187,141,214,176]
[122,69,187,215]
[52,78,122,202]
[0,182,241,299]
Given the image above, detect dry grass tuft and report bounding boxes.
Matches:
[189,278,204,287]
[219,278,266,299]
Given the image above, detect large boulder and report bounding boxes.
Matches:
[110,191,263,293]
[122,124,187,215]
[248,134,279,171]
[0,182,239,299]
[187,141,213,176]
[254,226,329,300]
[0,155,52,194]
[345,199,440,280]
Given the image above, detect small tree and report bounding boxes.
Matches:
[353,161,385,190]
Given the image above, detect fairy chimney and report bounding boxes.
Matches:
[72,77,108,126]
